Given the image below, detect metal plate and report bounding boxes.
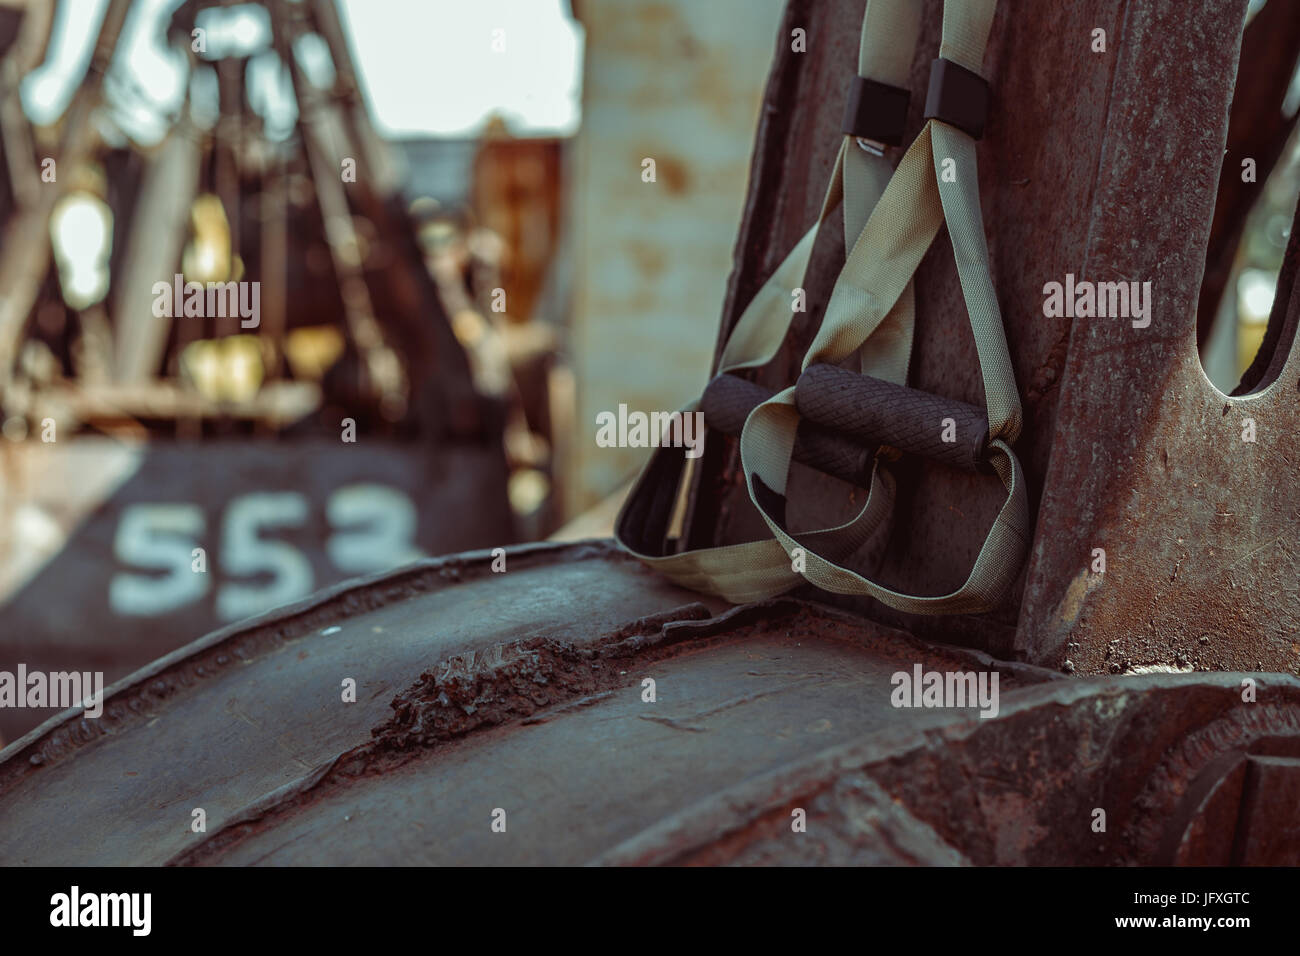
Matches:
[0,436,512,741]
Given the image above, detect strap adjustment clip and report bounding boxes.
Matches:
[923,57,990,139]
[841,75,910,150]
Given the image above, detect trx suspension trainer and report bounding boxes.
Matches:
[616,0,1028,616]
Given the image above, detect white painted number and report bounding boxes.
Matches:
[326,483,423,574]
[215,492,313,622]
[110,504,209,616]
[109,486,423,621]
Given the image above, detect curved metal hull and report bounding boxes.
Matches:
[3,541,1295,865]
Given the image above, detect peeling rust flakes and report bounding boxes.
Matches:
[373,601,714,751]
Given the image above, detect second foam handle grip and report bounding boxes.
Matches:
[795,364,989,471]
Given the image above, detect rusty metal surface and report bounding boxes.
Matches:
[684,0,1300,678]
[5,0,1299,871]
[1017,0,1300,675]
[616,671,1300,867]
[0,541,729,864]
[2,543,1295,866]
[169,601,1054,866]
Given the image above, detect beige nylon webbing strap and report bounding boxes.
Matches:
[615,0,1029,614]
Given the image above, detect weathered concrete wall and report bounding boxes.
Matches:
[565,0,785,515]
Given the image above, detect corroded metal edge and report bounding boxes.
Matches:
[0,539,625,789]
[593,672,1300,866]
[164,598,1064,866]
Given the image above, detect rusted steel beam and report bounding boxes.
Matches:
[307,0,401,198]
[1015,0,1300,676]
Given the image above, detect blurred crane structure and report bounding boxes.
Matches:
[0,0,515,742]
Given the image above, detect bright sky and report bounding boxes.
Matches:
[21,0,584,142]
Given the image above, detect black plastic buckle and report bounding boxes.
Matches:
[841,76,910,151]
[923,57,990,139]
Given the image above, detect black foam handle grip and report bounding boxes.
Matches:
[701,374,876,487]
[795,363,989,471]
